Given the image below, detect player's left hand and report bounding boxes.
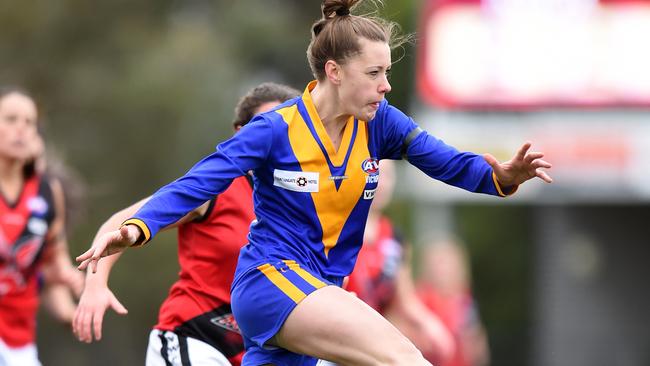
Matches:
[483,141,553,188]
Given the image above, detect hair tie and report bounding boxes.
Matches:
[336,8,350,16]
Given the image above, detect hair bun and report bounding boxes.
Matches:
[335,8,350,16]
[321,0,357,19]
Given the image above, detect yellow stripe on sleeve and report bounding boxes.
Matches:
[257,263,307,303]
[121,218,152,247]
[492,171,518,197]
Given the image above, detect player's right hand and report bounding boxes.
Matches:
[73,283,128,343]
[76,225,140,273]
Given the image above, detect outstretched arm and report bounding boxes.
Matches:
[73,197,210,342]
[106,116,272,245]
[379,105,552,196]
[75,197,210,273]
[74,116,271,341]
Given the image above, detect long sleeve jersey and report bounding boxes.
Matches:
[125,81,509,279]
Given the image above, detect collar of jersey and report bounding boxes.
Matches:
[300,80,356,168]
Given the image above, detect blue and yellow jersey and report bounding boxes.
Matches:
[126,81,510,279]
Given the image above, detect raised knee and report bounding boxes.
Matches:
[381,339,428,366]
[331,335,428,366]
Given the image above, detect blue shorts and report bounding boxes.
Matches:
[231,259,344,366]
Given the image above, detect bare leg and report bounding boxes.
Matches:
[271,286,431,366]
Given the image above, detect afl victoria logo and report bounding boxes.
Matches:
[361,158,379,175]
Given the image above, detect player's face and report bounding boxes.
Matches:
[424,244,467,293]
[0,93,38,161]
[338,38,392,121]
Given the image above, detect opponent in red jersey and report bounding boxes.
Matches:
[32,133,84,328]
[0,87,81,366]
[346,160,455,365]
[416,237,490,366]
[73,82,299,365]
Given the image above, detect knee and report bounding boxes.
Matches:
[333,334,428,366]
[380,337,429,366]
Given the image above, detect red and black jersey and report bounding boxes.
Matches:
[0,175,55,347]
[155,175,254,365]
[417,285,478,366]
[346,216,404,314]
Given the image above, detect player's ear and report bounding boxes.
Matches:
[325,60,342,85]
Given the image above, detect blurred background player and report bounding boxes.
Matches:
[346,159,455,364]
[0,87,82,365]
[73,82,300,366]
[32,133,85,326]
[416,236,490,366]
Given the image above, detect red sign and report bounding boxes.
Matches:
[417,0,650,109]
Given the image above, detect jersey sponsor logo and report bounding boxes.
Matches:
[273,169,319,192]
[27,218,48,236]
[363,189,376,200]
[361,158,379,175]
[366,174,380,184]
[210,314,241,334]
[328,175,348,181]
[27,196,48,215]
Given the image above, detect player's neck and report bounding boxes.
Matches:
[311,83,349,134]
[0,161,25,203]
